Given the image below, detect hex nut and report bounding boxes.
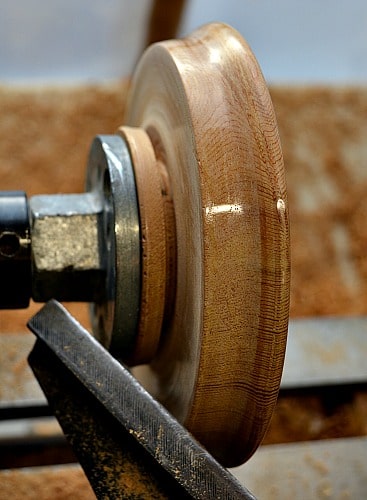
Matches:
[30,192,105,302]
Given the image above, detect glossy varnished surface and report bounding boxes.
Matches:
[127,23,290,466]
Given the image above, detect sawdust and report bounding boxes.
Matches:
[270,86,367,318]
[0,466,94,500]
[264,86,367,446]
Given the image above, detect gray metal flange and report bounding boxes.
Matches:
[86,135,141,355]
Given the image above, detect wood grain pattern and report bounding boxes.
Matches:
[126,23,290,466]
[118,126,167,364]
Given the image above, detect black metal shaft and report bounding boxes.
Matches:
[0,191,31,308]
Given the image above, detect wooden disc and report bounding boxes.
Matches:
[124,23,290,467]
[117,126,166,364]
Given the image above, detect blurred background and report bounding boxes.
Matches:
[0,0,366,85]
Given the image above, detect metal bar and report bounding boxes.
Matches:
[282,316,367,388]
[232,437,367,499]
[27,300,254,499]
[1,437,366,498]
[0,334,43,405]
[29,342,189,499]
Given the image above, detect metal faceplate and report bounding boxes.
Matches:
[85,135,141,356]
